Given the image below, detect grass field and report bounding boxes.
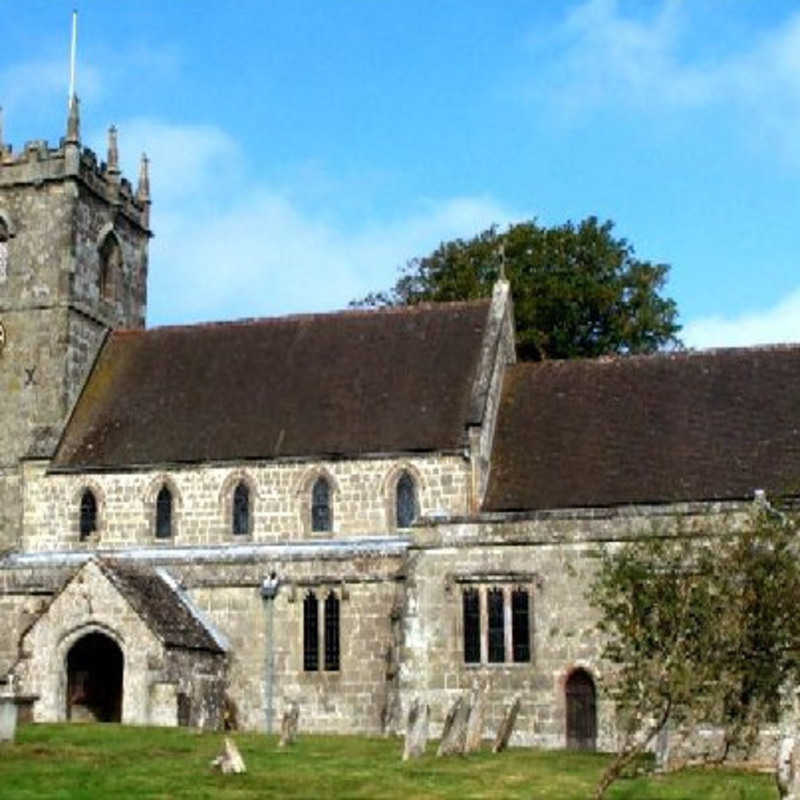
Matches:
[0,724,779,799]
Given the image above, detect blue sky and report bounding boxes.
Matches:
[3,1,800,347]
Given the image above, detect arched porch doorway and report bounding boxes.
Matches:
[566,668,597,750]
[66,632,123,722]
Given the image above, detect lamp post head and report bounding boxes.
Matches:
[261,571,279,600]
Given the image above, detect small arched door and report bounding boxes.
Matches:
[66,632,123,722]
[566,668,597,750]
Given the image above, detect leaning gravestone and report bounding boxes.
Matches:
[654,718,671,773]
[210,736,247,774]
[464,688,486,753]
[402,698,430,761]
[437,695,471,757]
[278,702,299,748]
[492,696,521,753]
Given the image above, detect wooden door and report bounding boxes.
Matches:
[566,669,597,750]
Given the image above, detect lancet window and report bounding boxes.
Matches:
[155,485,173,538]
[303,589,341,672]
[396,471,417,528]
[232,482,250,535]
[79,489,97,540]
[311,477,331,533]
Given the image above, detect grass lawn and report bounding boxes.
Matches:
[0,724,778,799]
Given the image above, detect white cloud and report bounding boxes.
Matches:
[151,188,518,325]
[535,1,800,161]
[106,119,523,326]
[683,288,800,349]
[91,118,241,205]
[1,55,105,112]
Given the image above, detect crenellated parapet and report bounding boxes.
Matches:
[0,142,151,234]
[0,99,150,233]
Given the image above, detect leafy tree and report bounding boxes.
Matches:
[355,217,681,360]
[589,506,800,799]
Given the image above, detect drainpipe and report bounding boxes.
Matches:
[260,572,280,735]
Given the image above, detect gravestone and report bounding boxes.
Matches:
[278,702,299,748]
[402,698,430,761]
[0,695,16,742]
[654,718,670,773]
[777,736,800,800]
[437,695,471,757]
[210,737,247,774]
[492,696,521,753]
[464,688,486,753]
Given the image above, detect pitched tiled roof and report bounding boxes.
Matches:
[98,560,224,652]
[484,346,800,511]
[53,301,490,468]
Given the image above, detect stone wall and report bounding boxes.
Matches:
[71,181,148,330]
[0,500,754,743]
[0,542,405,735]
[0,133,150,547]
[399,507,748,751]
[181,549,403,733]
[0,468,21,551]
[23,454,471,551]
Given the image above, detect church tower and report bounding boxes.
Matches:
[0,98,151,547]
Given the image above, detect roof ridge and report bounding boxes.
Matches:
[114,298,491,337]
[510,342,800,371]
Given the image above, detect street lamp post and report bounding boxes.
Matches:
[261,571,280,735]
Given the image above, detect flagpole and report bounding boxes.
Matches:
[68,10,78,108]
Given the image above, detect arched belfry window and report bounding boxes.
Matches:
[396,471,417,528]
[232,482,250,535]
[98,231,122,301]
[155,485,173,539]
[311,477,331,533]
[79,489,97,540]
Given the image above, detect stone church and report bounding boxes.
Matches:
[1,99,798,750]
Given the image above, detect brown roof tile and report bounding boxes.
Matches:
[484,346,800,511]
[53,301,490,468]
[98,560,224,652]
